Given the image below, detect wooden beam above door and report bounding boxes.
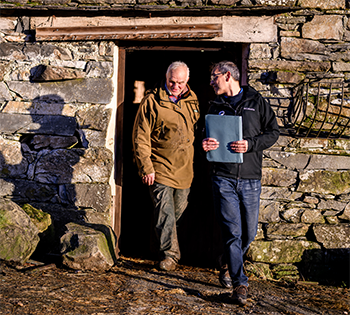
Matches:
[35,24,222,41]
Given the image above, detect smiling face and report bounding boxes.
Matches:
[166,66,189,97]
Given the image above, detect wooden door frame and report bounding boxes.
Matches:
[113,46,125,257]
[113,43,249,255]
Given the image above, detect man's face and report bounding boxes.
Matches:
[166,67,189,97]
[210,67,228,95]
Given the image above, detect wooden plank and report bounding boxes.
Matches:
[113,47,126,258]
[35,24,222,41]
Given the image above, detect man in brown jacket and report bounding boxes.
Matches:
[132,61,200,271]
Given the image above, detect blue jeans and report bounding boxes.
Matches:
[149,182,190,263]
[212,175,261,287]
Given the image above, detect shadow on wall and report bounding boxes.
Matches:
[0,93,115,263]
[298,248,350,287]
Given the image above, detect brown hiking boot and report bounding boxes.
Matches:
[231,285,248,305]
[159,257,177,271]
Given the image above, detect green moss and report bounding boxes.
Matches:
[22,204,52,233]
[22,204,46,221]
[0,210,10,228]
[68,244,88,257]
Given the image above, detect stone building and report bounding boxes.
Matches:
[0,0,349,284]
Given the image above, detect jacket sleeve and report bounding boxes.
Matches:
[245,96,280,152]
[132,96,156,177]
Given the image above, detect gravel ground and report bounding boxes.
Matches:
[0,256,349,315]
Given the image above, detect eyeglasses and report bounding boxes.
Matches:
[210,72,226,82]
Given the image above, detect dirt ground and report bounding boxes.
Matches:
[0,256,349,315]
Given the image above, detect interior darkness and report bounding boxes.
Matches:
[120,42,242,268]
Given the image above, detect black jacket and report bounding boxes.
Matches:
[207,85,280,179]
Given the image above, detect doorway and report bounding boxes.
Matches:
[119,41,243,268]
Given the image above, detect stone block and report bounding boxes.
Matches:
[266,223,310,239]
[31,135,78,150]
[60,183,111,213]
[259,200,281,223]
[255,0,295,4]
[1,179,57,203]
[339,202,350,221]
[268,151,309,170]
[0,113,76,136]
[60,222,117,271]
[249,43,272,60]
[7,78,113,104]
[76,106,112,132]
[248,59,331,72]
[0,42,26,61]
[317,199,347,211]
[333,61,350,72]
[271,264,299,281]
[301,209,325,224]
[281,37,327,60]
[0,82,12,101]
[281,208,303,223]
[261,168,298,187]
[0,136,28,178]
[34,148,113,184]
[246,239,321,263]
[302,15,344,41]
[306,155,350,170]
[261,186,302,200]
[0,198,40,263]
[298,0,345,10]
[39,44,72,61]
[2,101,76,116]
[31,65,85,82]
[0,17,17,31]
[313,224,350,248]
[85,61,113,78]
[298,170,350,195]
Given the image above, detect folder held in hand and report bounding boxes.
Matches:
[205,114,243,163]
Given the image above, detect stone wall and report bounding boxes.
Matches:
[246,7,350,285]
[0,41,115,245]
[247,137,350,284]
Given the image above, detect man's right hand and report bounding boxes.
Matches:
[142,173,155,186]
[202,138,220,152]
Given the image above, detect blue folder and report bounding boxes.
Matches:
[205,114,243,163]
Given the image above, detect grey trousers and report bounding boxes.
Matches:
[149,182,190,263]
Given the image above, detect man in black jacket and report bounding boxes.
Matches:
[202,61,279,305]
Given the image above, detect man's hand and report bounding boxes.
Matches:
[142,173,155,186]
[230,140,248,153]
[202,138,220,152]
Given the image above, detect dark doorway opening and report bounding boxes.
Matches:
[120,41,243,268]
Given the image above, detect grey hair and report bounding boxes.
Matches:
[212,61,240,82]
[166,61,190,78]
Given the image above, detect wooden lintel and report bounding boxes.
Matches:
[35,24,222,41]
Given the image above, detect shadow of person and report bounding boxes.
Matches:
[0,94,83,262]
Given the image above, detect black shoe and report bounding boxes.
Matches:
[231,285,248,305]
[219,267,232,288]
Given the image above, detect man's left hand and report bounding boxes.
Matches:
[230,140,248,153]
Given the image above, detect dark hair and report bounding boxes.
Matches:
[212,61,240,81]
